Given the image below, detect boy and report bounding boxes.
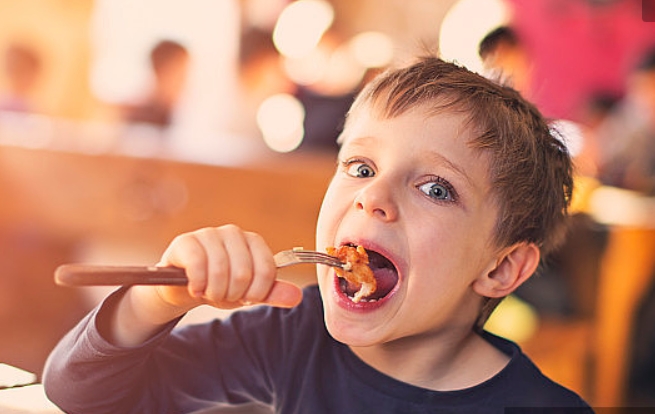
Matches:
[43,57,590,413]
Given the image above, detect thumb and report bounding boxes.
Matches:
[263,280,303,308]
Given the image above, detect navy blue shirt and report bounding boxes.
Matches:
[43,285,590,413]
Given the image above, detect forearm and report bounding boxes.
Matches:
[42,289,182,414]
[43,283,308,413]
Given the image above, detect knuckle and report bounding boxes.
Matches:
[261,260,277,279]
[232,266,253,286]
[225,271,252,301]
[220,224,242,235]
[185,254,206,271]
[245,231,264,242]
[195,227,217,238]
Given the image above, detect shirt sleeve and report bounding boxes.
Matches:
[42,287,296,414]
[42,287,183,413]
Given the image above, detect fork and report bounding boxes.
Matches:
[273,248,344,269]
[54,249,344,287]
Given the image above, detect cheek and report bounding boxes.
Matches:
[408,217,494,287]
[315,183,343,250]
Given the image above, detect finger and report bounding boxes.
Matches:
[193,227,230,301]
[219,227,255,302]
[160,232,210,298]
[240,232,276,304]
[263,280,303,308]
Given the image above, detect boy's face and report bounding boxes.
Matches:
[315,104,502,347]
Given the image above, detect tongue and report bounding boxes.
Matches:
[371,267,397,298]
[341,267,398,300]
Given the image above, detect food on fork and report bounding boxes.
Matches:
[326,245,376,302]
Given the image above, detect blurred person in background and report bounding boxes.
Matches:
[231,26,370,155]
[119,39,190,129]
[574,92,622,178]
[595,46,655,195]
[478,25,532,100]
[0,41,42,113]
[292,27,362,153]
[229,27,295,144]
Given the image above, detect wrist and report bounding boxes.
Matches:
[131,285,193,324]
[107,286,190,347]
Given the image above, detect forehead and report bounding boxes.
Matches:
[342,99,479,145]
[341,103,490,172]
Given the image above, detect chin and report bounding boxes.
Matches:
[321,298,391,347]
[323,316,382,347]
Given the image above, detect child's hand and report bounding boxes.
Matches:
[108,225,303,347]
[155,225,303,311]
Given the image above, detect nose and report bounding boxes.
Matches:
[354,179,399,222]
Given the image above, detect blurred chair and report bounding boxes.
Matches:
[0,228,89,378]
[593,226,655,406]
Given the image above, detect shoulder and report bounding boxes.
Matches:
[481,331,590,408]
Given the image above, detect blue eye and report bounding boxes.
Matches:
[346,162,375,178]
[418,180,455,201]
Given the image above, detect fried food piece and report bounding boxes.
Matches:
[326,245,376,302]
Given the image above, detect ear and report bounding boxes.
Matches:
[472,243,540,298]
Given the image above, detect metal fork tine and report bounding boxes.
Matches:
[275,249,344,268]
[295,251,343,266]
[294,252,329,259]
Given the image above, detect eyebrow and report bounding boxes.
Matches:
[337,135,374,155]
[423,150,476,189]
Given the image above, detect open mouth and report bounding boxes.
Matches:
[339,246,399,302]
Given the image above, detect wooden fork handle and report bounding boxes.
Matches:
[55,264,188,287]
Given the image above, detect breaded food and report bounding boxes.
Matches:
[326,245,376,302]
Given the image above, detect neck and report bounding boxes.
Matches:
[350,328,509,391]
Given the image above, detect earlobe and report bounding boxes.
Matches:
[473,243,541,298]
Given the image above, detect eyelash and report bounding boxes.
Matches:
[340,158,459,204]
[417,176,458,203]
[341,158,374,178]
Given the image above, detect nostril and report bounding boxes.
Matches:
[353,186,397,221]
[373,207,387,219]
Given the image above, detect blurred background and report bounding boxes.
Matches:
[0,0,654,409]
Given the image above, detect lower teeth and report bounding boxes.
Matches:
[347,294,377,303]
